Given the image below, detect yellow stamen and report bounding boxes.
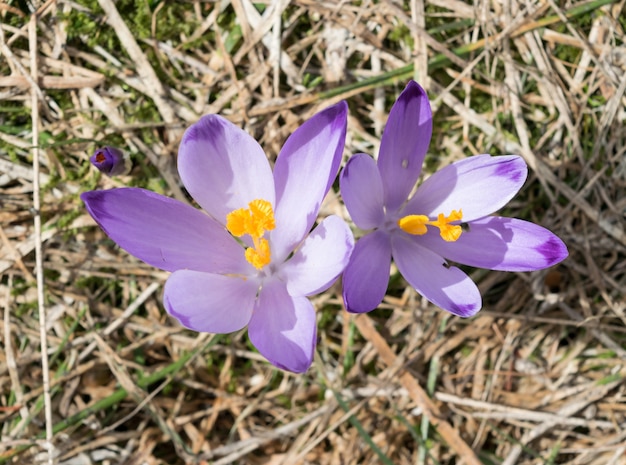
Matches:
[398,209,463,242]
[226,199,275,269]
[397,215,430,235]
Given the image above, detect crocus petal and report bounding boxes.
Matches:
[377,81,433,211]
[163,270,258,333]
[282,215,354,296]
[271,102,348,261]
[248,280,316,373]
[342,230,392,313]
[391,234,481,317]
[340,153,385,230]
[421,216,568,271]
[406,155,527,222]
[178,115,275,225]
[81,188,249,274]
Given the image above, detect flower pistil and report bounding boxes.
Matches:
[398,209,463,242]
[227,199,276,269]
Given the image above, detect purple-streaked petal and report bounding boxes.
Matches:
[164,270,258,333]
[281,215,354,296]
[178,115,275,225]
[271,102,348,262]
[405,155,527,222]
[81,188,249,274]
[391,234,481,317]
[342,230,392,313]
[90,146,131,176]
[420,216,568,271]
[340,153,385,230]
[248,279,316,373]
[377,81,433,211]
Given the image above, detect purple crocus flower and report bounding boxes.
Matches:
[82,102,354,373]
[340,81,568,317]
[90,146,131,176]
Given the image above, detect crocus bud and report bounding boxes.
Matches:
[90,146,131,176]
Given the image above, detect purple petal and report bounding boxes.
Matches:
[271,102,348,261]
[377,81,433,211]
[281,215,354,296]
[81,188,249,274]
[90,146,131,176]
[164,270,258,333]
[178,115,275,225]
[391,234,481,317]
[340,153,385,230]
[405,155,527,222]
[421,216,568,271]
[342,230,392,313]
[248,279,316,373]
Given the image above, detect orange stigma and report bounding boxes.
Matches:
[398,209,463,242]
[226,199,276,269]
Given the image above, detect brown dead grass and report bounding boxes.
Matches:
[1,0,625,464]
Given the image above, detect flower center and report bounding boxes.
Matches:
[94,151,106,163]
[226,199,276,270]
[397,209,463,242]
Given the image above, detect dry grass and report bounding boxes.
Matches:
[1,0,625,464]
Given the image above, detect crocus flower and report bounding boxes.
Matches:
[340,81,568,317]
[82,102,354,372]
[90,146,131,176]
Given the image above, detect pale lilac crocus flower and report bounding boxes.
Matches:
[82,102,354,373]
[340,81,568,316]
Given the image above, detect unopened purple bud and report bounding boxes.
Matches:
[90,146,131,176]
